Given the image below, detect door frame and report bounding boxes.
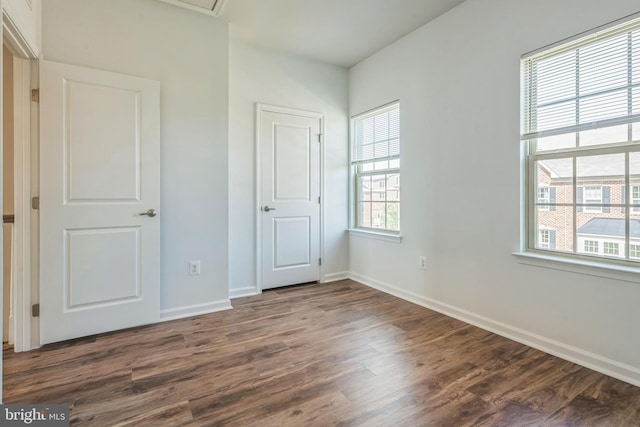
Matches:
[255,103,325,292]
[2,7,38,352]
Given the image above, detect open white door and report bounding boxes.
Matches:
[259,107,322,290]
[39,60,160,344]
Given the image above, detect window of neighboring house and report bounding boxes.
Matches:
[583,186,603,212]
[523,15,640,263]
[352,102,400,232]
[584,240,599,254]
[537,187,550,211]
[630,244,640,258]
[631,186,640,213]
[537,229,556,249]
[603,242,620,256]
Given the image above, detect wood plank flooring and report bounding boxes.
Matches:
[4,280,640,426]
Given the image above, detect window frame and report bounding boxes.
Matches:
[522,14,640,267]
[350,101,401,235]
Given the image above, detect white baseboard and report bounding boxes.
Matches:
[348,272,640,388]
[229,286,260,299]
[322,271,349,283]
[159,299,232,322]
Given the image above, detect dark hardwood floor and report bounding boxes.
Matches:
[4,280,640,426]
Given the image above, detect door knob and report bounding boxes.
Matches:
[139,209,157,217]
[262,206,276,212]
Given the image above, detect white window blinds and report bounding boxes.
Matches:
[522,16,640,141]
[353,103,400,164]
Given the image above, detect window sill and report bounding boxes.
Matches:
[513,251,640,284]
[348,229,403,243]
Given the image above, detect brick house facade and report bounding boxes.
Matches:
[536,161,640,259]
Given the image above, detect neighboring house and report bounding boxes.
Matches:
[537,156,640,258]
[360,173,400,229]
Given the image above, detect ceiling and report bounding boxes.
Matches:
[175,0,466,68]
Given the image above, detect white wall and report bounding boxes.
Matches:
[349,0,640,385]
[229,40,349,296]
[42,0,230,314]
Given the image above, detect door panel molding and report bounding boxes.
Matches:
[255,104,324,291]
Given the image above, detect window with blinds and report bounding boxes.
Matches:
[352,102,400,232]
[522,15,640,263]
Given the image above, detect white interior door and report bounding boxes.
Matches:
[39,60,160,344]
[260,107,321,290]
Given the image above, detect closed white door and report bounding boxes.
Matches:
[260,108,321,289]
[39,60,161,344]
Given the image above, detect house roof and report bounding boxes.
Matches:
[540,155,640,179]
[577,217,640,237]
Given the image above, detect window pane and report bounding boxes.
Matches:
[633,122,640,141]
[371,202,386,229]
[374,161,389,171]
[536,133,576,152]
[535,209,573,252]
[579,89,628,124]
[386,173,400,202]
[358,143,374,162]
[536,158,574,211]
[358,202,371,228]
[389,139,400,157]
[370,175,385,202]
[361,117,374,144]
[536,50,576,105]
[577,210,626,259]
[577,153,624,213]
[386,203,400,232]
[629,152,640,214]
[374,113,389,141]
[633,30,640,85]
[538,100,576,132]
[360,162,374,172]
[579,124,628,147]
[357,175,371,201]
[374,142,388,159]
[389,158,400,169]
[579,34,628,96]
[389,108,400,138]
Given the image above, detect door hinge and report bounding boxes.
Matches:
[319,258,322,266]
[31,89,40,103]
[32,303,40,317]
[318,196,321,204]
[32,196,39,210]
[318,133,322,142]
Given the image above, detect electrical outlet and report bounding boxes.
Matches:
[419,256,427,270]
[189,260,201,276]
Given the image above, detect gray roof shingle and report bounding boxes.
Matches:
[577,217,640,237]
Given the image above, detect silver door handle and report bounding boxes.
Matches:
[262,206,276,212]
[139,209,157,217]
